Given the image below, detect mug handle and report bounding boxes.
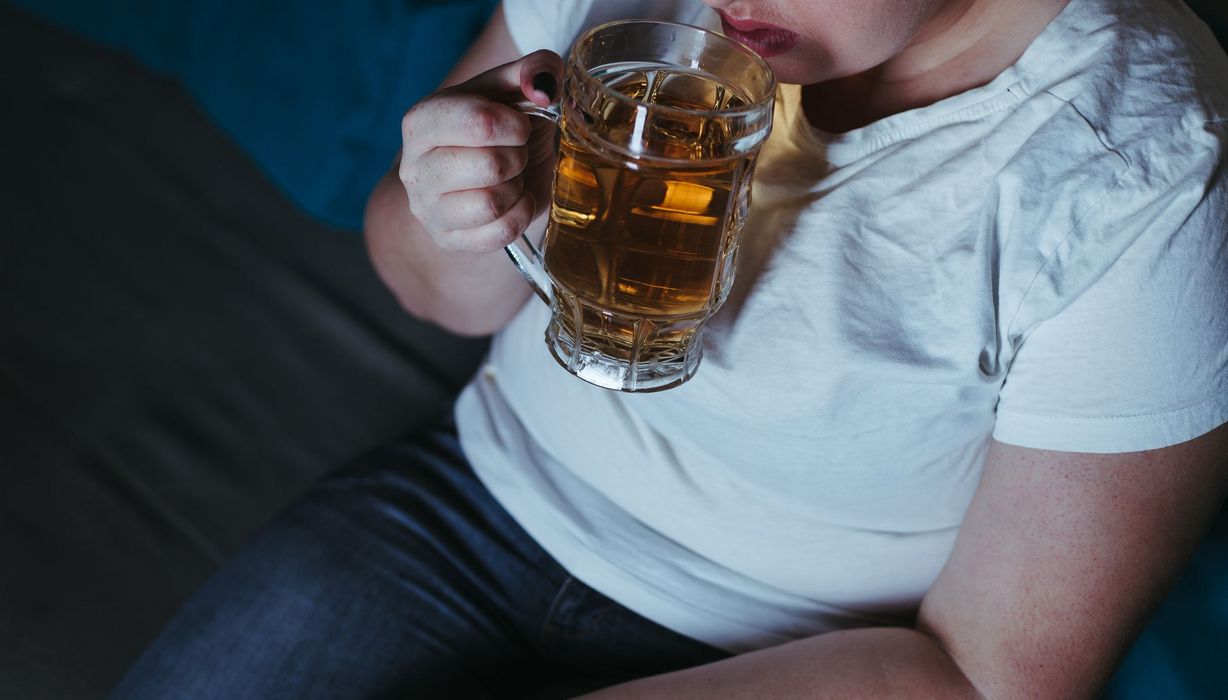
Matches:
[504,99,562,306]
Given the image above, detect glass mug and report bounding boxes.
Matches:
[507,19,776,392]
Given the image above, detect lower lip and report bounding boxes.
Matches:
[719,17,798,58]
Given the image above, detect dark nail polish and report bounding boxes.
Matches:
[532,72,557,101]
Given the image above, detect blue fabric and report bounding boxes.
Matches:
[1103,515,1228,699]
[108,425,726,698]
[8,0,499,230]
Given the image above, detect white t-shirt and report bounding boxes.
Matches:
[456,0,1228,652]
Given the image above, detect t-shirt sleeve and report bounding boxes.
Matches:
[501,0,714,56]
[502,0,595,55]
[992,123,1228,453]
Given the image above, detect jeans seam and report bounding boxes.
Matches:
[537,575,575,646]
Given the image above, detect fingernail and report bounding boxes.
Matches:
[532,72,557,101]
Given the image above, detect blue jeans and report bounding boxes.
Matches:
[108,425,727,699]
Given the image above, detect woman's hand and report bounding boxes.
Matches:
[398,49,564,253]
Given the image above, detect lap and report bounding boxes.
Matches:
[109,426,726,699]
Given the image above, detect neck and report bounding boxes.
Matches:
[803,0,1071,133]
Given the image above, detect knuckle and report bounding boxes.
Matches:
[401,105,428,148]
[400,108,417,137]
[402,180,420,207]
[401,92,454,148]
[504,148,530,181]
[479,189,508,221]
[397,161,416,188]
[510,113,531,142]
[514,144,530,170]
[400,166,436,206]
[482,150,507,182]
[511,199,533,233]
[472,150,499,182]
[486,149,517,182]
[488,217,519,247]
[470,105,502,143]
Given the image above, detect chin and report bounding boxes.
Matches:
[763,54,831,86]
[766,63,825,85]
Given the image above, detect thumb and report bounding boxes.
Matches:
[462,49,565,105]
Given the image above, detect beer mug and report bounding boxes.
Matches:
[508,19,776,392]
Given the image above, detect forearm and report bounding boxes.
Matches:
[580,627,983,700]
[363,168,535,336]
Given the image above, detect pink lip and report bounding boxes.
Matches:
[717,10,798,57]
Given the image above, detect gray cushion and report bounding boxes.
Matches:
[0,9,488,698]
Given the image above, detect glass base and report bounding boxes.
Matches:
[544,307,704,392]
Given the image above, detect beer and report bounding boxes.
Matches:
[501,19,774,391]
[543,66,756,365]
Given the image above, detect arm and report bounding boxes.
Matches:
[364,4,560,336]
[581,424,1228,699]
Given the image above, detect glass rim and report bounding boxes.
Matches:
[570,19,778,121]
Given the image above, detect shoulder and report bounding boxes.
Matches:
[1018,0,1228,165]
[981,3,1228,368]
[993,0,1228,273]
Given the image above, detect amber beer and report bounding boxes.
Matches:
[545,68,755,371]
[505,20,775,391]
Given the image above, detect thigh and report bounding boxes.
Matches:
[528,575,732,698]
[109,428,565,700]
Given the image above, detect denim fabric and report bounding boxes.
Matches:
[108,426,727,699]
